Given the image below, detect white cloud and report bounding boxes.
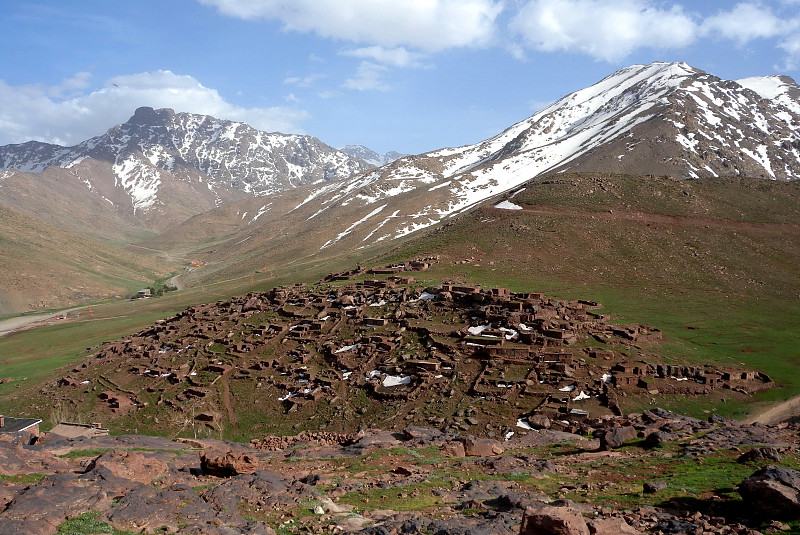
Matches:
[510,0,698,62]
[283,73,325,87]
[702,3,786,44]
[0,70,309,146]
[779,33,800,69]
[198,0,503,51]
[344,62,390,91]
[341,46,428,68]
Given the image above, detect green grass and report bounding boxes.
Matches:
[339,479,451,512]
[56,511,136,535]
[0,473,47,484]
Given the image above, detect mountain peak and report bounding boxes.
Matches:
[129,106,175,126]
[339,145,407,167]
[736,74,800,116]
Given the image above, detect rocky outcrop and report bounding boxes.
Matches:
[0,412,798,533]
[738,465,800,519]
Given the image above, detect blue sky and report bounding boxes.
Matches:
[1,0,799,154]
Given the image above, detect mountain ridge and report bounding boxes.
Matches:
[0,107,372,235]
[2,61,800,311]
[339,145,406,167]
[274,62,800,249]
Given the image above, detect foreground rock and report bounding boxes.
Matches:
[738,465,800,519]
[519,504,589,535]
[0,415,797,533]
[201,450,259,477]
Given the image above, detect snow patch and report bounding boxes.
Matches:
[495,200,523,210]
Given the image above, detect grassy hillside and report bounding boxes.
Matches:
[374,174,800,418]
[0,173,797,431]
[0,202,179,314]
[0,241,384,406]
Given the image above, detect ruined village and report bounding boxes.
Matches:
[0,260,794,535]
[44,259,773,440]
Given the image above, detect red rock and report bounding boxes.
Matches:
[463,437,504,457]
[200,450,259,477]
[441,441,466,457]
[520,505,589,535]
[85,450,169,485]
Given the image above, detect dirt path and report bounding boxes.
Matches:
[219,368,237,429]
[744,394,800,425]
[169,274,184,291]
[0,307,86,337]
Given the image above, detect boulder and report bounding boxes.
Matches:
[442,441,466,457]
[519,505,589,535]
[201,451,259,477]
[643,431,675,449]
[599,426,637,450]
[528,415,552,430]
[737,447,782,464]
[588,517,644,534]
[642,481,667,493]
[739,465,800,519]
[463,437,504,457]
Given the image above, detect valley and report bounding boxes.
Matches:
[0,60,799,534]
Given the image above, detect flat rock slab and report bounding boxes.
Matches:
[0,442,70,476]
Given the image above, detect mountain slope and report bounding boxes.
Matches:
[0,107,372,237]
[0,202,176,314]
[300,62,800,249]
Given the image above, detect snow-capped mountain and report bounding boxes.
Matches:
[339,145,406,167]
[3,62,800,260]
[0,107,372,227]
[261,62,800,252]
[736,75,800,117]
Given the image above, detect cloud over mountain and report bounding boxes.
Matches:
[0,71,308,146]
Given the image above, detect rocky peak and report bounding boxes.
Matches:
[128,106,175,127]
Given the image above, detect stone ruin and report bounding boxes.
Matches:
[46,258,773,436]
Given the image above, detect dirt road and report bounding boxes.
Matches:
[169,275,184,291]
[744,394,800,425]
[0,307,85,337]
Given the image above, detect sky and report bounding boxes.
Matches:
[1,0,800,155]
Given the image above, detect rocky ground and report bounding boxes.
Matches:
[1,409,799,534]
